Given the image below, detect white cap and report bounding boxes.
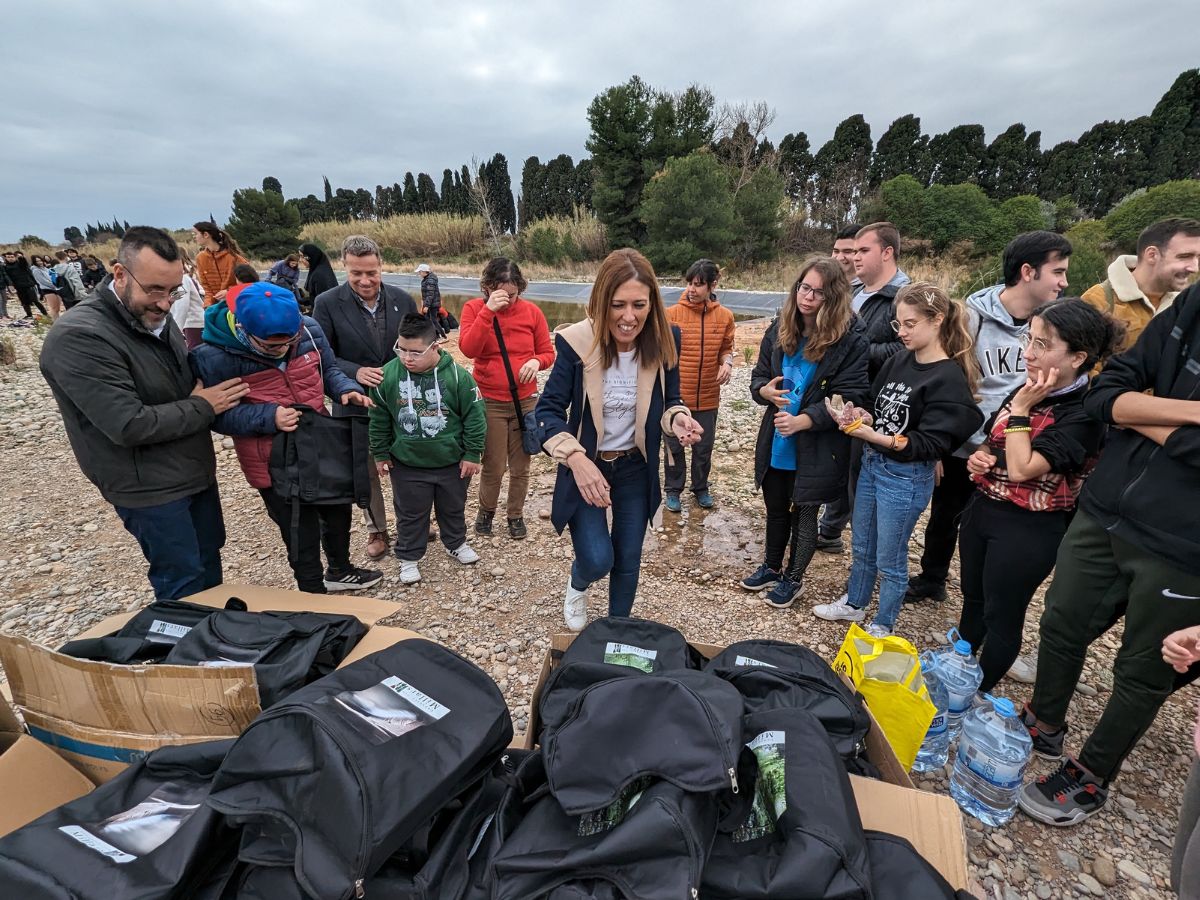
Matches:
[415,263,431,273]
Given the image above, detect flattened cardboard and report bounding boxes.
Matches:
[0,583,421,784]
[0,694,95,836]
[519,631,967,890]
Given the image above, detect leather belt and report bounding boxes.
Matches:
[596,448,638,463]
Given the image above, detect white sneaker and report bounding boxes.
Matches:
[865,622,893,638]
[563,582,588,631]
[1007,653,1037,684]
[447,543,480,565]
[812,594,867,623]
[399,560,422,585]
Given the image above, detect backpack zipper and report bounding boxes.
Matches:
[657,796,703,899]
[727,669,865,757]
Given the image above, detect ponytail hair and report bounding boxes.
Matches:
[1030,298,1125,375]
[895,282,981,397]
[193,220,245,260]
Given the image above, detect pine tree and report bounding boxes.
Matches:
[810,114,873,227]
[262,176,283,195]
[777,132,814,206]
[928,124,986,185]
[868,114,930,189]
[63,226,84,247]
[641,150,735,272]
[520,156,546,226]
[323,176,333,204]
[545,154,577,218]
[402,173,419,211]
[573,158,594,210]
[440,169,456,215]
[979,124,1040,199]
[586,76,655,246]
[1146,68,1200,184]
[227,187,302,258]
[416,173,440,213]
[85,223,97,242]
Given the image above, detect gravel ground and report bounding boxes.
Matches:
[0,323,1192,899]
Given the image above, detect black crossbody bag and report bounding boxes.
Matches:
[491,318,544,455]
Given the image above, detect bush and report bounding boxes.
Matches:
[921,183,999,253]
[877,174,926,236]
[641,151,736,273]
[227,187,302,259]
[1104,179,1200,250]
[1064,219,1111,295]
[19,234,50,248]
[515,215,608,265]
[996,195,1051,241]
[729,167,786,265]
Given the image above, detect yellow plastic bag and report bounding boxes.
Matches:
[833,624,936,771]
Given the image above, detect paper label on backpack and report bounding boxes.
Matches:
[197,642,266,667]
[957,742,1027,789]
[603,642,657,673]
[323,676,449,745]
[578,775,651,837]
[144,619,192,644]
[734,731,786,842]
[734,655,777,669]
[59,782,204,863]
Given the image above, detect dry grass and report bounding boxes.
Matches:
[300,214,488,261]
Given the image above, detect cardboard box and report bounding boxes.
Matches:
[0,584,421,785]
[0,692,95,837]
[520,631,968,891]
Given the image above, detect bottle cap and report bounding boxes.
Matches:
[953,640,972,656]
[991,697,1016,717]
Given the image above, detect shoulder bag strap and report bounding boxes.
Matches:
[492,317,528,431]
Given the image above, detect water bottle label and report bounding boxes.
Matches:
[957,742,1026,789]
[926,713,946,736]
[947,690,973,715]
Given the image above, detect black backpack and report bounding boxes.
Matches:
[163,609,367,708]
[865,832,978,900]
[55,272,77,304]
[205,639,512,900]
[702,707,872,899]
[58,598,240,663]
[560,617,703,673]
[537,661,641,735]
[704,639,837,679]
[0,739,237,899]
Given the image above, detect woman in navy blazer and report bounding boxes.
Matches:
[535,249,704,629]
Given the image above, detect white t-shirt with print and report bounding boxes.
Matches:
[597,350,638,451]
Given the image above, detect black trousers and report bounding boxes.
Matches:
[259,490,353,593]
[664,408,719,495]
[761,466,820,581]
[818,440,861,538]
[913,454,973,585]
[957,494,1068,694]
[425,305,447,338]
[388,461,468,561]
[16,284,46,317]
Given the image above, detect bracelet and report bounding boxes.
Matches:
[1007,415,1031,427]
[1004,425,1032,434]
[892,435,909,451]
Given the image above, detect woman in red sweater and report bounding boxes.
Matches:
[459,258,555,539]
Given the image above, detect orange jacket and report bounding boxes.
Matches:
[665,293,736,411]
[195,248,248,306]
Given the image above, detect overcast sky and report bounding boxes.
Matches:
[1,1,1193,243]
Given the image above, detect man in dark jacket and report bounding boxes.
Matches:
[313,235,418,559]
[416,262,447,340]
[3,249,46,318]
[816,222,910,552]
[40,227,249,598]
[1018,282,1200,828]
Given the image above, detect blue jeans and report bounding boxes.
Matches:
[567,453,649,617]
[845,448,935,629]
[114,483,226,599]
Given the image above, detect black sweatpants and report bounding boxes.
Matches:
[913,454,973,586]
[957,493,1068,694]
[664,408,719,495]
[818,440,861,538]
[426,305,447,338]
[1031,510,1200,781]
[388,461,468,561]
[259,490,353,593]
[761,466,820,581]
[16,284,47,317]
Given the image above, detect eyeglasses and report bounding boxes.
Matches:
[1018,332,1051,354]
[122,266,186,302]
[248,333,299,352]
[394,343,435,359]
[890,319,922,333]
[796,282,826,302]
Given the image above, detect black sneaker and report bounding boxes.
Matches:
[903,575,946,604]
[762,577,802,609]
[507,517,527,540]
[815,533,844,554]
[1020,703,1067,760]
[1018,758,1109,826]
[475,509,494,535]
[740,564,779,592]
[324,567,384,592]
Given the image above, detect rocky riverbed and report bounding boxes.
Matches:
[0,324,1190,898]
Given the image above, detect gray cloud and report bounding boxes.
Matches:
[1,0,1192,242]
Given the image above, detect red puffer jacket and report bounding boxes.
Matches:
[230,352,325,487]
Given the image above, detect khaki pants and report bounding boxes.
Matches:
[479,396,536,518]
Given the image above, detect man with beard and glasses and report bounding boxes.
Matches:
[40,227,249,599]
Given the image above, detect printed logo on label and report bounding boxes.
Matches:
[927,713,947,735]
[958,743,1026,789]
[603,642,658,673]
[382,676,450,720]
[734,655,777,669]
[145,620,192,644]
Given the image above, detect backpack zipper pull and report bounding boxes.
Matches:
[691,888,699,899]
[355,878,366,898]
[728,767,739,793]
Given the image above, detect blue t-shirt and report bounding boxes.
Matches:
[770,340,818,471]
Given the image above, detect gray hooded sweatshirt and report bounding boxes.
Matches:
[958,283,1030,457]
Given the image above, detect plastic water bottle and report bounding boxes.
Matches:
[935,629,983,739]
[912,652,949,772]
[950,695,1033,826]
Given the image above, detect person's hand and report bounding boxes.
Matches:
[340,391,374,408]
[518,358,540,383]
[759,376,789,409]
[275,406,302,432]
[460,460,481,479]
[1011,368,1058,416]
[966,448,997,476]
[717,361,732,385]
[376,459,392,476]
[567,452,611,508]
[355,366,384,387]
[192,378,250,414]
[773,411,803,436]
[672,413,704,447]
[1163,625,1200,673]
[214,289,227,301]
[934,459,944,486]
[486,289,513,313]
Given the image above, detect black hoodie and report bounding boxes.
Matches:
[1081,282,1200,575]
[300,243,338,298]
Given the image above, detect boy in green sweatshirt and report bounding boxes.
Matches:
[370,314,486,584]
